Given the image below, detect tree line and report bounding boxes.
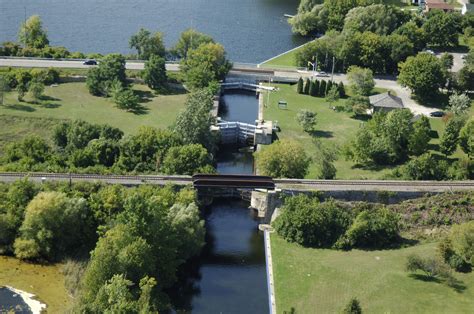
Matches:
[0,179,204,312]
[1,89,218,175]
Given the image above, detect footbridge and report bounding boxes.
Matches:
[193,174,275,189]
[220,81,277,92]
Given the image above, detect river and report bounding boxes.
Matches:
[169,89,268,313]
[0,0,305,63]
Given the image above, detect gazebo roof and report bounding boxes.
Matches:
[369,92,404,109]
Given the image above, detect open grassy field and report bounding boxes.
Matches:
[263,83,395,179]
[263,83,470,179]
[0,82,187,135]
[0,256,72,313]
[271,235,474,314]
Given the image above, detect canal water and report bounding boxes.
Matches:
[170,90,268,313]
[0,287,32,314]
[0,0,304,63]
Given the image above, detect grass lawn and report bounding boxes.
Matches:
[260,44,306,68]
[0,256,72,313]
[263,83,471,179]
[263,83,395,179]
[0,82,187,135]
[271,235,474,314]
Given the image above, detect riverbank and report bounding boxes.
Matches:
[270,235,474,313]
[0,256,72,313]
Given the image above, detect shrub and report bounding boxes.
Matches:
[274,196,352,248]
[343,298,362,314]
[336,208,400,249]
[296,109,317,132]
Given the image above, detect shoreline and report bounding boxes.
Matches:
[3,286,47,314]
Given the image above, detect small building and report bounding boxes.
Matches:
[424,0,454,13]
[369,91,404,113]
[462,3,474,15]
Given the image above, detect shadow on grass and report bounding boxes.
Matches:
[415,93,449,109]
[283,307,296,314]
[351,114,371,122]
[128,104,149,115]
[409,273,467,293]
[134,90,153,103]
[2,103,36,112]
[40,95,61,101]
[160,86,187,96]
[427,143,440,152]
[351,162,398,172]
[38,102,62,109]
[309,130,333,138]
[429,130,439,139]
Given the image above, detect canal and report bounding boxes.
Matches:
[170,89,268,313]
[0,0,305,63]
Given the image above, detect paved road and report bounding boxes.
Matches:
[0,56,463,116]
[0,57,179,71]
[0,172,472,193]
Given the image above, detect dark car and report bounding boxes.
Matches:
[430,111,445,117]
[83,59,97,65]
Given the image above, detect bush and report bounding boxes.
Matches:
[343,298,362,314]
[336,208,400,249]
[274,196,352,248]
[406,254,453,280]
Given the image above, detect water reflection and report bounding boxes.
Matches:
[170,199,268,314]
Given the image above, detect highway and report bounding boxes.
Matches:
[0,172,472,193]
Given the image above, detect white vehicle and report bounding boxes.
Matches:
[314,71,329,77]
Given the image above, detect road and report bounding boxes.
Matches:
[0,55,465,116]
[0,57,178,71]
[0,172,472,193]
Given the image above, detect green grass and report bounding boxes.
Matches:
[271,235,474,314]
[0,82,187,135]
[0,256,72,313]
[260,45,306,68]
[263,83,395,179]
[263,83,472,179]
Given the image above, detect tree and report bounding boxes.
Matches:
[423,11,462,47]
[297,77,304,94]
[142,55,167,91]
[113,88,141,112]
[255,140,310,178]
[459,119,474,156]
[398,53,446,100]
[304,78,311,95]
[337,208,400,249]
[345,95,370,116]
[86,54,127,96]
[296,109,317,132]
[14,192,89,260]
[406,254,456,287]
[347,66,374,96]
[273,196,352,247]
[394,21,427,52]
[449,221,474,266]
[319,79,327,96]
[173,89,216,151]
[173,28,214,59]
[309,79,317,96]
[343,298,362,314]
[448,93,471,115]
[162,144,212,175]
[338,81,346,98]
[313,139,338,179]
[326,85,340,106]
[129,28,165,60]
[440,117,466,156]
[15,71,31,101]
[88,274,157,314]
[343,4,407,35]
[409,116,431,156]
[28,80,44,102]
[78,224,156,308]
[180,42,231,89]
[18,15,49,49]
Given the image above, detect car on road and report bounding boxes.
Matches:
[430,111,445,117]
[462,54,467,60]
[83,59,97,65]
[314,71,329,77]
[423,49,435,55]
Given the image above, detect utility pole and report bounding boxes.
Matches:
[331,56,335,82]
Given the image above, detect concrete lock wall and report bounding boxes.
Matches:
[251,189,280,223]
